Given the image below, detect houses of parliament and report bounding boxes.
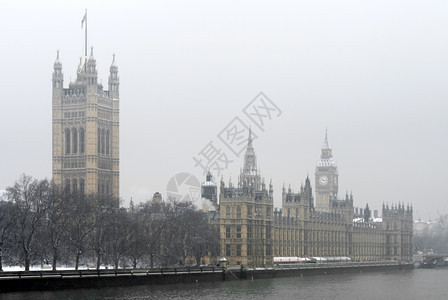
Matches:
[203,130,413,266]
[52,48,412,266]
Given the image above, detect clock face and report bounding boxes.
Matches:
[319,175,328,186]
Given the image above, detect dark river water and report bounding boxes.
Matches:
[2,268,447,300]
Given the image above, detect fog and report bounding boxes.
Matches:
[1,0,447,220]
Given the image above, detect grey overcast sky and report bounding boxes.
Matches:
[1,0,447,220]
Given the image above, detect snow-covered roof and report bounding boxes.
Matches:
[317,158,336,167]
[353,217,383,223]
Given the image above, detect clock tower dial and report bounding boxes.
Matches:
[319,175,328,186]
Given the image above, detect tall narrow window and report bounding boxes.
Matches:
[80,128,85,154]
[72,178,78,193]
[101,129,105,154]
[80,178,85,194]
[106,129,110,155]
[237,206,241,218]
[65,179,70,192]
[226,206,231,218]
[226,226,231,238]
[65,128,71,154]
[237,226,241,239]
[72,128,78,154]
[97,128,101,154]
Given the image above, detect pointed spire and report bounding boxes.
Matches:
[323,127,330,149]
[55,50,60,63]
[54,50,62,67]
[89,46,94,59]
[111,53,116,66]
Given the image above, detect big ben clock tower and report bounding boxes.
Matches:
[315,130,338,211]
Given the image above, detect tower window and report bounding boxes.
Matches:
[101,128,105,155]
[106,129,110,155]
[97,128,101,154]
[64,179,70,192]
[72,178,78,193]
[65,128,71,154]
[80,178,85,194]
[72,128,78,154]
[80,128,85,153]
[226,206,230,218]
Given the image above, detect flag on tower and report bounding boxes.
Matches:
[81,11,87,28]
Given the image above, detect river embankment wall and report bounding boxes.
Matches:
[0,262,413,293]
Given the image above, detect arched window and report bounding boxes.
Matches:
[97,128,101,154]
[106,129,110,156]
[106,180,110,195]
[65,128,71,154]
[80,178,85,194]
[101,128,105,154]
[80,128,85,154]
[65,179,70,192]
[72,128,78,154]
[72,178,78,193]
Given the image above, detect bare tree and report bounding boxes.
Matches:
[6,175,52,271]
[0,199,18,271]
[66,193,97,270]
[89,195,117,270]
[44,187,73,270]
[126,210,147,269]
[138,200,170,268]
[106,207,131,269]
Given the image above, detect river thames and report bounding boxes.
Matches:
[2,268,447,300]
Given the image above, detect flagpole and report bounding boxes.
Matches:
[84,9,88,58]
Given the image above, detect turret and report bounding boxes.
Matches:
[52,50,63,94]
[108,53,119,98]
[364,203,371,222]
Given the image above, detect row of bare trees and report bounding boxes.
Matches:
[0,175,220,271]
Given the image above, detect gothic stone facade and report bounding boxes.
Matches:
[215,131,413,266]
[52,49,119,199]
